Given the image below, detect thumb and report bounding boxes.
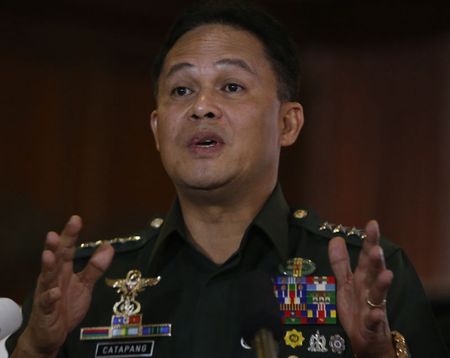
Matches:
[79,243,114,289]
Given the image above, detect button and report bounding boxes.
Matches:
[150,217,164,228]
[293,209,308,219]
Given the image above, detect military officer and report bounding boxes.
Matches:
[7,2,449,357]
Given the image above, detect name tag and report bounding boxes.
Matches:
[95,341,154,357]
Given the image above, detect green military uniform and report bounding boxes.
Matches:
[7,185,449,357]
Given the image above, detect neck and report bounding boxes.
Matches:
[176,180,276,265]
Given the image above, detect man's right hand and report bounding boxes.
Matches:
[12,215,115,358]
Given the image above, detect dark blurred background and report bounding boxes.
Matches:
[1,0,449,346]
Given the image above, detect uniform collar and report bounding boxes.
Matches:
[251,184,290,262]
[148,184,290,270]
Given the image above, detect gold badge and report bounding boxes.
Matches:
[80,270,171,340]
[279,257,316,277]
[106,270,160,316]
[284,329,305,349]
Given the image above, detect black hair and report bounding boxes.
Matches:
[151,0,301,102]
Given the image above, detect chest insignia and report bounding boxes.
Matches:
[307,329,328,352]
[274,275,337,325]
[274,258,336,325]
[329,334,346,354]
[80,270,171,341]
[279,257,316,277]
[95,341,154,357]
[284,329,305,349]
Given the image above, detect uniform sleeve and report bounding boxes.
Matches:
[385,249,449,357]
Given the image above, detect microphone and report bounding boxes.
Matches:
[239,271,282,358]
[0,298,22,340]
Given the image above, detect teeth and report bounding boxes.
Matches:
[199,139,216,147]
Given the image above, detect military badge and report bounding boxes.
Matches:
[273,275,336,325]
[284,329,305,349]
[279,257,316,277]
[80,270,171,341]
[319,221,367,240]
[329,334,346,354]
[307,330,328,352]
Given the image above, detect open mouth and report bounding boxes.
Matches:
[189,133,224,153]
[196,139,217,147]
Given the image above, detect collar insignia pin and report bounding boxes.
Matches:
[80,270,171,340]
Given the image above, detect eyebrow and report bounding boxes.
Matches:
[165,58,256,79]
[214,58,256,75]
[166,62,194,79]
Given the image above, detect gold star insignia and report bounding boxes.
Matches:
[284,329,305,349]
[319,221,333,231]
[333,224,348,234]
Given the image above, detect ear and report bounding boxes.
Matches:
[279,102,304,147]
[150,110,160,151]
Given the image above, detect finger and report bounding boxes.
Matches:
[329,237,353,284]
[367,268,393,310]
[364,306,390,333]
[37,287,62,315]
[45,231,67,282]
[363,270,393,335]
[38,232,63,293]
[54,216,83,270]
[37,250,57,294]
[365,220,380,245]
[356,220,381,273]
[60,215,83,252]
[364,245,387,286]
[78,243,114,289]
[44,231,60,252]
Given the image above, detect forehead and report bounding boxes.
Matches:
[160,24,272,76]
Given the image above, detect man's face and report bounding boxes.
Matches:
[151,24,301,195]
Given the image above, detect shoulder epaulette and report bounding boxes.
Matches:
[290,208,366,246]
[74,216,165,259]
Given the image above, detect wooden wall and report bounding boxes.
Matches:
[1,0,449,302]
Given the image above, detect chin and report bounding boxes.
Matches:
[183,180,229,192]
[175,174,234,193]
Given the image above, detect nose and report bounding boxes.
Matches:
[189,91,222,120]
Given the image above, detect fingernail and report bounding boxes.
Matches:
[379,247,385,264]
[69,215,78,223]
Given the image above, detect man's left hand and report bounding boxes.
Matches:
[328,220,395,358]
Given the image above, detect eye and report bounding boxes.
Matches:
[223,83,244,93]
[171,86,193,97]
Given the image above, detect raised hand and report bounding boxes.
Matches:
[12,216,114,358]
[328,220,395,358]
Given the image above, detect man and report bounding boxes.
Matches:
[7,2,448,357]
